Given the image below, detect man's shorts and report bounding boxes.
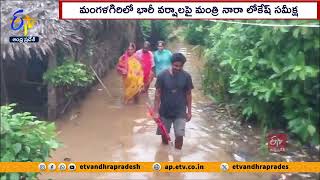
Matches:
[156,117,186,137]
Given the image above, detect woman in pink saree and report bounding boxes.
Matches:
[136,41,155,93]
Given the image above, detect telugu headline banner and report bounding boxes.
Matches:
[0,162,320,173]
[59,0,319,20]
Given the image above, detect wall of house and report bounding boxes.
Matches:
[50,20,144,120]
[2,50,49,118]
[2,20,143,120]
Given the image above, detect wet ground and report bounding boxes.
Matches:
[39,41,319,180]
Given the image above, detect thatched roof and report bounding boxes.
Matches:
[1,0,91,61]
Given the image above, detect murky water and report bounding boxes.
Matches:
[39,41,318,180]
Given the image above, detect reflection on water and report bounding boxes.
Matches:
[38,42,318,180]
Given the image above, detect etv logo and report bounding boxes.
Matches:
[11,9,36,36]
[267,133,288,153]
[9,9,39,43]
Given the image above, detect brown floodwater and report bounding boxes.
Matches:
[38,41,318,180]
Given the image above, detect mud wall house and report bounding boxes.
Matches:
[1,1,144,120]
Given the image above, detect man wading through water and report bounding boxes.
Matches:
[153,53,193,150]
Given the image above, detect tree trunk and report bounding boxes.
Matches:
[47,53,57,120]
[0,59,8,105]
[135,21,144,49]
[150,20,158,51]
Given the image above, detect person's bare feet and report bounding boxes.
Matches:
[175,136,183,150]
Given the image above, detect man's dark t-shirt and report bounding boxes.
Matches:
[156,69,194,119]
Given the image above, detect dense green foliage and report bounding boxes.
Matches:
[138,20,152,41]
[151,20,171,42]
[43,60,94,87]
[139,20,173,50]
[183,20,320,145]
[0,104,60,179]
[181,21,211,46]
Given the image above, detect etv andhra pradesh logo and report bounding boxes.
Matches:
[267,133,288,152]
[9,9,39,43]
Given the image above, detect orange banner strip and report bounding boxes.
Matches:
[0,162,319,173]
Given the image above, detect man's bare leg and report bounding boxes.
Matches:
[175,136,183,150]
[161,135,169,145]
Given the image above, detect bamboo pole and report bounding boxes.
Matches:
[90,65,112,98]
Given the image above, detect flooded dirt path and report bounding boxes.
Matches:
[39,41,317,180]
